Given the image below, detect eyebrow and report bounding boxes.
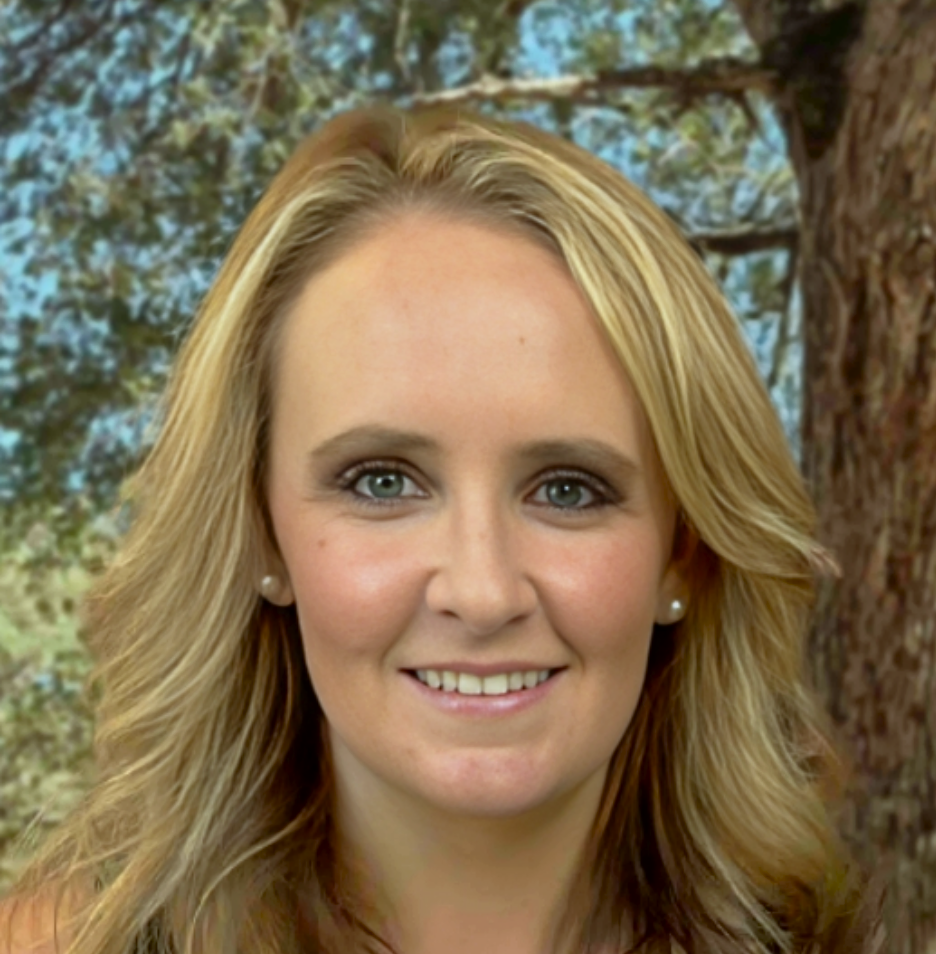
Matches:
[306,424,642,483]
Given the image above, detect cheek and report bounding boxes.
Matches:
[281,524,418,661]
[538,532,662,660]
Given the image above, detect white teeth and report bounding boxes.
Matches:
[414,668,555,694]
[457,673,482,694]
[482,673,509,695]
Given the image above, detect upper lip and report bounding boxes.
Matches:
[403,662,566,677]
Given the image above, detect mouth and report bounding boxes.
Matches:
[403,668,565,696]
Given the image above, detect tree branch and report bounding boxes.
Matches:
[730,0,785,48]
[394,0,414,86]
[688,225,799,256]
[768,241,800,389]
[409,56,778,107]
[731,0,826,50]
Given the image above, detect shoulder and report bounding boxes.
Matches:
[0,881,93,954]
[0,891,57,954]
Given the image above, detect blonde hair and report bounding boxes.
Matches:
[4,104,884,954]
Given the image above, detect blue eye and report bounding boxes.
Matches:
[533,477,603,511]
[356,470,418,501]
[336,462,617,516]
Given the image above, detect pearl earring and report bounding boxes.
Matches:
[260,575,279,599]
[670,598,685,619]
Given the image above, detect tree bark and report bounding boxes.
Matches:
[731,1,936,951]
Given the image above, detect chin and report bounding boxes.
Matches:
[409,762,570,820]
[425,789,554,820]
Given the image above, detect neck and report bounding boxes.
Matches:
[333,772,608,954]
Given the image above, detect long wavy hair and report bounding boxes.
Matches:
[4,104,885,954]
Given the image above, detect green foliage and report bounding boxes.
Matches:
[0,517,116,655]
[0,644,95,895]
[0,522,115,893]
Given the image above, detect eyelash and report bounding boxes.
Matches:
[335,460,619,517]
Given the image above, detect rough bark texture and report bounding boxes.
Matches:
[731,1,936,952]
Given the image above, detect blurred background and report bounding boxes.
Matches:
[1,1,932,950]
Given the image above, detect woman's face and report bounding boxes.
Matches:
[266,213,686,820]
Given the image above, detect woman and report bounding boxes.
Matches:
[1,104,884,954]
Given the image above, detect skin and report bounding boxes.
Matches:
[265,212,689,954]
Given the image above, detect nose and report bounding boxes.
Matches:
[424,497,538,637]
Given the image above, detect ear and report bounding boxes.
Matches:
[654,511,697,625]
[259,570,295,607]
[654,575,688,624]
[252,509,296,607]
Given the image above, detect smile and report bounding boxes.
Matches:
[402,666,566,716]
[402,665,566,717]
[408,668,562,696]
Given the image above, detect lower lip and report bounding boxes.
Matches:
[401,669,565,716]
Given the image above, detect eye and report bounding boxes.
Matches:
[530,474,612,514]
[336,462,618,516]
[341,466,427,506]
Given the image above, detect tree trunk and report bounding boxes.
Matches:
[731,1,936,951]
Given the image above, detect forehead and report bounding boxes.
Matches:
[274,213,654,455]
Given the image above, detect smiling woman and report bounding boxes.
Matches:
[0,105,884,954]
